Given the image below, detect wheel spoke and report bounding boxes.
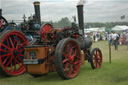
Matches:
[0,53,11,58]
[16,55,23,63]
[96,50,98,57]
[71,49,77,58]
[94,53,97,58]
[95,61,98,68]
[15,59,22,67]
[73,60,80,65]
[5,56,13,67]
[63,51,66,57]
[98,61,101,66]
[62,58,69,64]
[3,56,10,64]
[6,38,10,48]
[9,37,14,48]
[69,64,72,75]
[17,43,26,49]
[16,39,20,49]
[64,63,69,72]
[13,35,18,46]
[0,48,9,53]
[1,43,11,50]
[69,45,75,56]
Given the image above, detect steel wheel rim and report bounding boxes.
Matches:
[92,49,102,68]
[62,40,81,78]
[0,31,28,76]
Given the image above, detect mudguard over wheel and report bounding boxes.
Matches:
[55,38,81,79]
[90,48,102,69]
[0,30,29,76]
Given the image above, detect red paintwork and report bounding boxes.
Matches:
[62,40,81,78]
[93,49,102,69]
[41,24,53,38]
[0,31,28,76]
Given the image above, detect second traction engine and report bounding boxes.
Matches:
[23,2,102,79]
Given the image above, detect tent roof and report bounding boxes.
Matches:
[112,25,128,31]
[84,27,105,32]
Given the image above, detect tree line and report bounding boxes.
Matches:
[43,17,128,29]
[85,22,128,28]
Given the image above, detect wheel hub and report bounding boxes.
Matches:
[69,56,74,62]
[13,50,19,57]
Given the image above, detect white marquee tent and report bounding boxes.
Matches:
[112,25,128,31]
[84,27,105,33]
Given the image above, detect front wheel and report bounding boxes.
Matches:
[90,48,102,69]
[0,30,29,76]
[54,38,81,79]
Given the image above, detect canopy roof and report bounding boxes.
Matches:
[112,25,128,31]
[84,27,105,33]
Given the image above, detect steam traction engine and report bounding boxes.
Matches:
[0,1,102,78]
[0,2,41,76]
[0,15,29,76]
[23,4,103,79]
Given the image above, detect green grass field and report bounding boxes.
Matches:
[0,41,128,85]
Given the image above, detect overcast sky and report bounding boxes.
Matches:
[0,0,128,23]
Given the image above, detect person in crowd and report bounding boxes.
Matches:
[93,34,96,42]
[125,31,128,50]
[108,32,112,44]
[112,32,119,50]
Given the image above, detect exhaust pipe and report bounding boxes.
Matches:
[33,1,41,25]
[77,0,85,35]
[77,5,84,35]
[0,9,2,16]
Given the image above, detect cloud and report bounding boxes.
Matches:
[1,0,128,23]
[85,1,128,22]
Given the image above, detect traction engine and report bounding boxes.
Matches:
[23,4,103,79]
[0,15,29,76]
[0,1,102,78]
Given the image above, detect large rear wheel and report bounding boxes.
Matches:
[55,38,81,79]
[0,30,29,76]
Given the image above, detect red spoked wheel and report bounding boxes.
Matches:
[55,38,81,79]
[90,48,102,69]
[40,24,53,39]
[0,30,29,76]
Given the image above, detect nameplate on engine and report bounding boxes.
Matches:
[23,59,38,64]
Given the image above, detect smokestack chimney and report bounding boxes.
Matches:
[0,9,2,16]
[33,1,41,25]
[77,0,86,35]
[77,5,84,34]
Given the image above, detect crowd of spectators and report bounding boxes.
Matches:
[85,31,128,50]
